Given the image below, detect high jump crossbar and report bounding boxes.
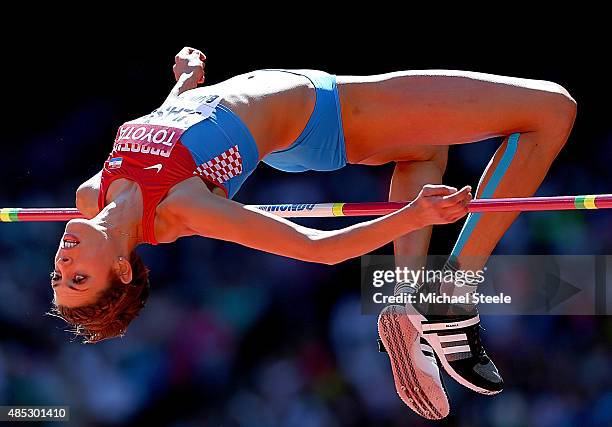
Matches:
[1,194,611,222]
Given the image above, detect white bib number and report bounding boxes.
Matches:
[130,94,223,130]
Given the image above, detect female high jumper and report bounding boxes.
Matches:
[49,47,576,419]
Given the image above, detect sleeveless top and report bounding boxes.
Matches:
[97,94,258,245]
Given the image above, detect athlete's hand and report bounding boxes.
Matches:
[173,47,206,85]
[409,184,472,228]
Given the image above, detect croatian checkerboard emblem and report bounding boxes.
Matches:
[193,145,243,184]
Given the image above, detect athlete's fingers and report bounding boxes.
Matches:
[175,47,205,63]
[186,56,205,84]
[182,47,205,60]
[441,204,469,219]
[435,208,467,224]
[420,184,459,198]
[173,46,206,84]
[442,198,470,212]
[440,185,472,207]
[187,50,205,62]
[175,46,192,61]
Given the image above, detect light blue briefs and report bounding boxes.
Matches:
[180,69,347,198]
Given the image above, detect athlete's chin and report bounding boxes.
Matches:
[66,218,89,233]
[65,219,105,241]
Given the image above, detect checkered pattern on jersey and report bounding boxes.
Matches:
[193,145,243,184]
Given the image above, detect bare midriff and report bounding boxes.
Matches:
[185,70,316,160]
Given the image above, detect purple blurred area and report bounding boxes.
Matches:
[0,28,611,427]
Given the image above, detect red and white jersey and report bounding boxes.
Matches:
[98,95,226,245]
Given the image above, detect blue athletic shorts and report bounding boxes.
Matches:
[180,69,347,198]
[262,69,347,173]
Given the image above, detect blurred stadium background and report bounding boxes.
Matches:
[1,28,610,426]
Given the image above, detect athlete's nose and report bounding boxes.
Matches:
[57,256,71,265]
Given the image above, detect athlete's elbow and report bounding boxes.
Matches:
[311,253,343,265]
[316,253,343,265]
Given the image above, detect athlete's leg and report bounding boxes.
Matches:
[390,150,448,272]
[447,132,567,271]
[389,158,447,268]
[338,70,576,395]
[378,151,453,420]
[337,70,577,269]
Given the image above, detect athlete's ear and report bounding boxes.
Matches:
[115,256,133,284]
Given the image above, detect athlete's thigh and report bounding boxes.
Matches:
[336,70,564,163]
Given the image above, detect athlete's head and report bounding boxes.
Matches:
[48,218,150,343]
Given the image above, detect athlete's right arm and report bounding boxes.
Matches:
[163,47,206,104]
[172,184,471,265]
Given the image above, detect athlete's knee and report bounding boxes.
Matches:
[549,82,576,119]
[551,82,576,105]
[533,81,577,127]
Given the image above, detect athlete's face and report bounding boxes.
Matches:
[51,219,118,307]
